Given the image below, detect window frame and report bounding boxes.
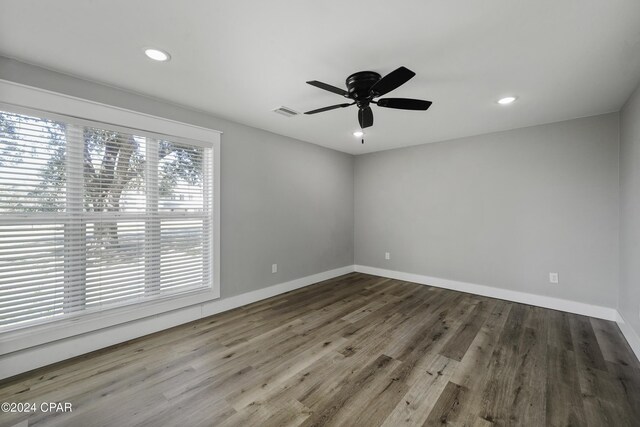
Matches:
[0,80,221,355]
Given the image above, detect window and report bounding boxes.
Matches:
[0,106,215,331]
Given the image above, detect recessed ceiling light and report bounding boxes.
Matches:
[353,130,364,138]
[144,48,171,62]
[497,96,517,105]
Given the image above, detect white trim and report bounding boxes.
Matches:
[615,311,640,363]
[0,285,219,355]
[0,79,222,142]
[0,81,222,353]
[212,137,221,302]
[201,265,355,317]
[0,265,355,380]
[3,264,635,380]
[354,265,618,321]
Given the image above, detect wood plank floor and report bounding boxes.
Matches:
[1,272,639,426]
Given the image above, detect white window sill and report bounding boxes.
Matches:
[0,286,220,356]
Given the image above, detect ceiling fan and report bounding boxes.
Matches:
[304,66,432,130]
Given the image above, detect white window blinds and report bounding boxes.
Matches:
[0,108,214,331]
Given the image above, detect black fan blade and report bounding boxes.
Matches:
[370,67,416,97]
[377,98,432,111]
[306,80,349,97]
[358,106,374,129]
[304,103,354,115]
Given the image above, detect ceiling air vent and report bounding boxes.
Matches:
[272,106,299,117]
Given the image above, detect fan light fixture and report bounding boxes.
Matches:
[498,96,517,105]
[144,48,171,62]
[353,130,364,138]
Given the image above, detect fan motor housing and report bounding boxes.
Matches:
[346,71,381,105]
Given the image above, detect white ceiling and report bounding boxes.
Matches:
[1,1,639,154]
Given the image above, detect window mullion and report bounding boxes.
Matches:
[63,124,86,312]
[203,147,214,288]
[145,138,160,295]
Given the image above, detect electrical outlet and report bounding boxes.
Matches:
[272,264,277,273]
[385,252,391,260]
[549,272,559,284]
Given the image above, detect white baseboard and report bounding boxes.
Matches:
[615,312,640,363]
[0,265,355,381]
[200,266,355,317]
[354,265,618,321]
[2,264,629,380]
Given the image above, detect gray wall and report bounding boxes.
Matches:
[0,56,628,313]
[355,114,620,307]
[0,57,355,298]
[620,82,640,335]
